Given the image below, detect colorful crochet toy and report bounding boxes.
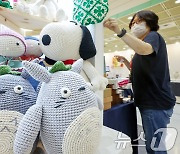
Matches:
[20,36,43,61]
[40,17,108,91]
[0,65,38,154]
[14,59,103,154]
[0,28,26,69]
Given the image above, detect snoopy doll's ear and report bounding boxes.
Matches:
[79,26,96,60]
[56,8,68,22]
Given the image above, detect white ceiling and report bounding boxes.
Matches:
[107,0,149,17]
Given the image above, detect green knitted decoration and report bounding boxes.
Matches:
[73,0,109,26]
[0,65,21,75]
[0,0,13,9]
[0,65,11,75]
[49,61,72,73]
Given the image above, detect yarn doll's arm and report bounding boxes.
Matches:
[14,105,42,154]
[83,60,108,91]
[95,94,104,111]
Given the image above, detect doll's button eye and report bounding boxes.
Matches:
[16,43,19,46]
[14,85,23,94]
[61,87,71,98]
[42,35,51,46]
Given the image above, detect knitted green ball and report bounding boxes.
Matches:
[0,65,11,75]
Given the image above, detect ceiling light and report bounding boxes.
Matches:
[105,42,108,45]
[108,49,111,52]
[175,0,180,4]
[115,45,118,48]
[128,16,133,20]
[123,48,126,50]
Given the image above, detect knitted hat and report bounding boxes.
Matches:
[0,28,27,55]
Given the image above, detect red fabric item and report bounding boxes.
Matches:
[118,79,129,87]
[20,55,40,61]
[62,59,76,65]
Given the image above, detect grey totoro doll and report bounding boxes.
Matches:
[14,59,103,154]
[0,65,38,154]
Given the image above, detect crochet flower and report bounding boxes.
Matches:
[83,0,94,9]
[94,6,105,17]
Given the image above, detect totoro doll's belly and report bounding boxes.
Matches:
[40,107,83,153]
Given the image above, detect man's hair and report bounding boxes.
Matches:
[129,10,159,31]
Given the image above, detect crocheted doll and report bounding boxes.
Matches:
[27,0,67,21]
[0,65,37,154]
[20,36,43,61]
[14,59,103,154]
[0,28,26,70]
[40,19,108,91]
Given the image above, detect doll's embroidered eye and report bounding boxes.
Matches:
[38,43,40,45]
[78,87,85,91]
[14,85,23,94]
[61,87,71,98]
[0,90,6,94]
[16,43,19,46]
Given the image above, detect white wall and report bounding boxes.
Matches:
[104,49,134,78]
[167,43,180,81]
[104,42,180,80]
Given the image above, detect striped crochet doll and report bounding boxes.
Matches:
[14,59,103,154]
[0,65,38,154]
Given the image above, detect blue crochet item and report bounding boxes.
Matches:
[0,66,38,154]
[26,61,45,90]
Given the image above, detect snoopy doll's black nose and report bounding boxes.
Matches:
[42,35,51,46]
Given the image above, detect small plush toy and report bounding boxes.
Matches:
[0,28,26,69]
[14,59,103,154]
[40,18,108,91]
[27,0,67,21]
[0,65,38,154]
[20,36,43,61]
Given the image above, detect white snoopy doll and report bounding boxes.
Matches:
[14,59,103,154]
[40,20,108,91]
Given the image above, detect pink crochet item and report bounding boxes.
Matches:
[0,28,27,54]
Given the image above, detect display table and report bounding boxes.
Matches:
[96,126,132,154]
[103,101,138,154]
